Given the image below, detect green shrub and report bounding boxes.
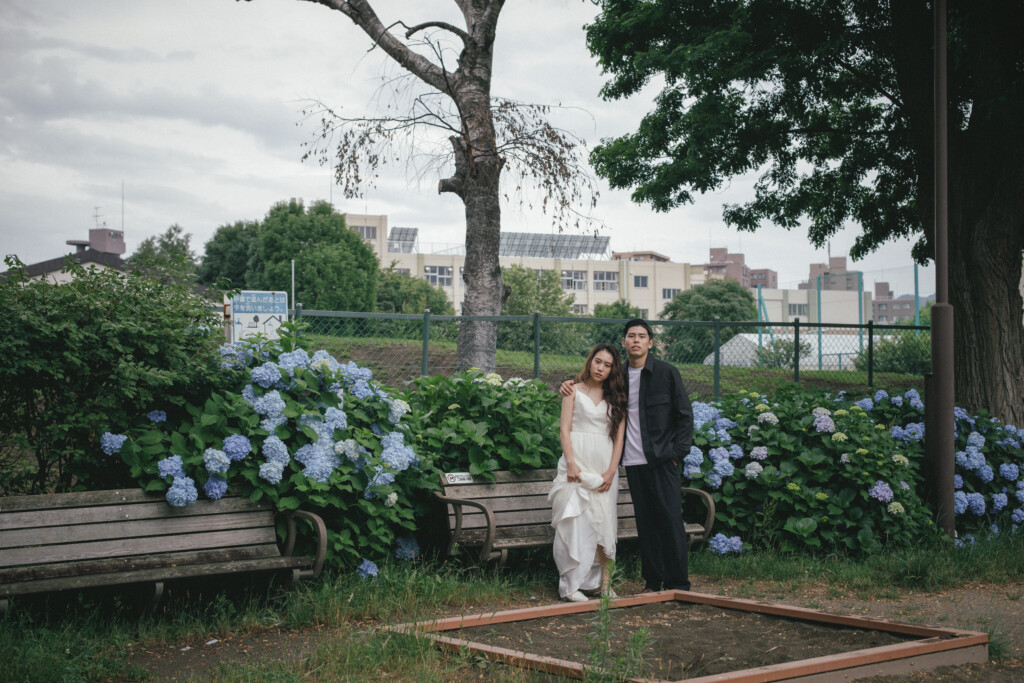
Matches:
[114,324,437,567]
[404,370,562,476]
[0,256,223,493]
[853,329,931,375]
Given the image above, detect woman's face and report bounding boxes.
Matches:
[589,349,616,383]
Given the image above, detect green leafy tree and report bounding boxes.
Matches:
[376,264,454,315]
[590,300,642,347]
[756,338,812,370]
[249,199,378,312]
[586,0,1024,423]
[660,279,756,363]
[126,224,197,280]
[0,256,223,493]
[197,220,259,288]
[498,265,580,354]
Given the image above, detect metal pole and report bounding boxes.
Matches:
[421,309,431,376]
[867,320,875,387]
[757,284,763,350]
[291,259,295,316]
[927,0,955,538]
[712,317,721,400]
[914,263,921,335]
[817,276,823,370]
[857,272,864,353]
[793,318,800,384]
[533,311,541,379]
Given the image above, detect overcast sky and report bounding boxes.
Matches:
[0,0,934,295]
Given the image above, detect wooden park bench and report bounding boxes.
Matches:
[0,488,327,613]
[436,468,715,566]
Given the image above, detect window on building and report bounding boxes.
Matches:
[424,265,452,287]
[352,225,377,241]
[879,303,887,311]
[561,270,587,290]
[662,288,681,300]
[637,309,649,318]
[594,271,618,291]
[904,303,912,309]
[534,269,549,279]
[394,268,410,278]
[788,303,809,317]
[634,275,648,288]
[879,315,888,322]
[572,304,588,315]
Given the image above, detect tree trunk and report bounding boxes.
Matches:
[949,180,1024,426]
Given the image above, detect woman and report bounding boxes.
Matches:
[548,343,626,602]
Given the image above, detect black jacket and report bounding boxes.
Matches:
[623,355,694,467]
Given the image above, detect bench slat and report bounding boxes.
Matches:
[450,503,637,530]
[0,489,174,512]
[0,511,275,550]
[0,527,279,568]
[0,496,270,532]
[2,557,310,597]
[441,491,633,515]
[0,544,283,585]
[455,519,641,544]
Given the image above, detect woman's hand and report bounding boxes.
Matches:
[598,469,616,493]
[566,460,582,483]
[558,380,575,397]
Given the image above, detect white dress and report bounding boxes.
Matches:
[548,391,619,598]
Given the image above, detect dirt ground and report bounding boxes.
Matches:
[122,576,1024,681]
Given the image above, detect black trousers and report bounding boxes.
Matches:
[626,460,690,591]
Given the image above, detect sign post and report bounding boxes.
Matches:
[230,291,288,343]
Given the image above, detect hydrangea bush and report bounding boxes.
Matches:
[114,324,436,567]
[404,369,562,476]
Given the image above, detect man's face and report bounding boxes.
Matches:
[623,325,653,362]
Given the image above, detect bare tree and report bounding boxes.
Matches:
[241,0,598,371]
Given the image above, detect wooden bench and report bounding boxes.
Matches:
[0,488,327,613]
[436,468,715,566]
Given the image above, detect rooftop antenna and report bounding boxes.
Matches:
[121,180,125,231]
[93,206,106,229]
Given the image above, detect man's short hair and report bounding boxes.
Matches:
[623,318,654,339]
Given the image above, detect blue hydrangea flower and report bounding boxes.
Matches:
[357,558,378,579]
[294,442,339,483]
[218,343,254,370]
[241,384,256,406]
[381,432,418,472]
[964,448,986,471]
[977,464,995,483]
[387,398,410,425]
[395,536,420,561]
[855,398,873,411]
[704,471,723,489]
[261,414,288,433]
[904,423,925,441]
[351,379,374,400]
[157,455,184,478]
[954,406,976,428]
[278,349,311,373]
[954,474,963,489]
[709,447,729,463]
[147,409,167,423]
[311,349,341,373]
[1000,464,1019,482]
[966,492,986,516]
[813,414,835,433]
[713,459,734,478]
[251,362,283,389]
[203,448,230,474]
[715,416,738,431]
[683,464,702,479]
[955,534,975,548]
[252,390,286,417]
[744,462,763,479]
[966,431,985,449]
[728,444,744,460]
[166,476,198,507]
[869,481,894,503]
[258,461,285,484]
[891,395,903,407]
[874,389,889,402]
[684,446,704,467]
[954,491,968,515]
[263,435,289,464]
[992,493,1008,512]
[100,432,128,455]
[223,434,251,462]
[299,414,333,442]
[203,475,228,500]
[324,407,348,432]
[750,446,768,461]
[692,402,721,429]
[1013,508,1024,525]
[709,533,743,554]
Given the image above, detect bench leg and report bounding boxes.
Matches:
[152,581,164,607]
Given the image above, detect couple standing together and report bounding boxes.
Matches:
[548,319,694,602]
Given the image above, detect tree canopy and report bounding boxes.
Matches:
[660,279,756,363]
[196,220,258,288]
[498,265,579,353]
[126,224,197,279]
[587,0,1024,422]
[376,265,454,316]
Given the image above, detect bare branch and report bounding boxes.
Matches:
[405,20,471,46]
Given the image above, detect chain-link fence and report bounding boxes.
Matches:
[297,306,930,399]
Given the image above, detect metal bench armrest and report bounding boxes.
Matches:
[682,487,716,540]
[281,509,328,579]
[435,492,496,563]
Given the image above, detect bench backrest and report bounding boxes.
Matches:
[0,489,281,582]
[438,468,637,548]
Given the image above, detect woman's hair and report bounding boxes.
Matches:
[576,343,626,439]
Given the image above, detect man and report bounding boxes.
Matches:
[562,318,694,591]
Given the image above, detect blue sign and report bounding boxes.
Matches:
[231,291,288,342]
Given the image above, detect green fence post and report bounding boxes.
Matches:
[793,318,801,384]
[533,310,541,380]
[421,309,431,377]
[713,317,721,401]
[294,303,302,320]
[867,320,875,387]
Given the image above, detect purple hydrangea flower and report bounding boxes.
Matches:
[157,455,184,478]
[203,475,228,500]
[357,558,378,579]
[813,414,835,433]
[1000,464,1019,482]
[869,481,894,503]
[251,362,283,389]
[749,446,768,461]
[709,447,729,463]
[223,434,251,462]
[166,476,198,507]
[203,448,230,474]
[147,410,167,423]
[709,533,744,555]
[966,492,986,516]
[100,432,128,456]
[395,536,420,561]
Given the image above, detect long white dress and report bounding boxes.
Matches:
[548,391,619,598]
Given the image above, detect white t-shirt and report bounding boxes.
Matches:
[622,364,646,466]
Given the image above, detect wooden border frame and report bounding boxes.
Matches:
[383,590,988,682]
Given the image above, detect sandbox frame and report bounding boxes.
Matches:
[385,590,988,682]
